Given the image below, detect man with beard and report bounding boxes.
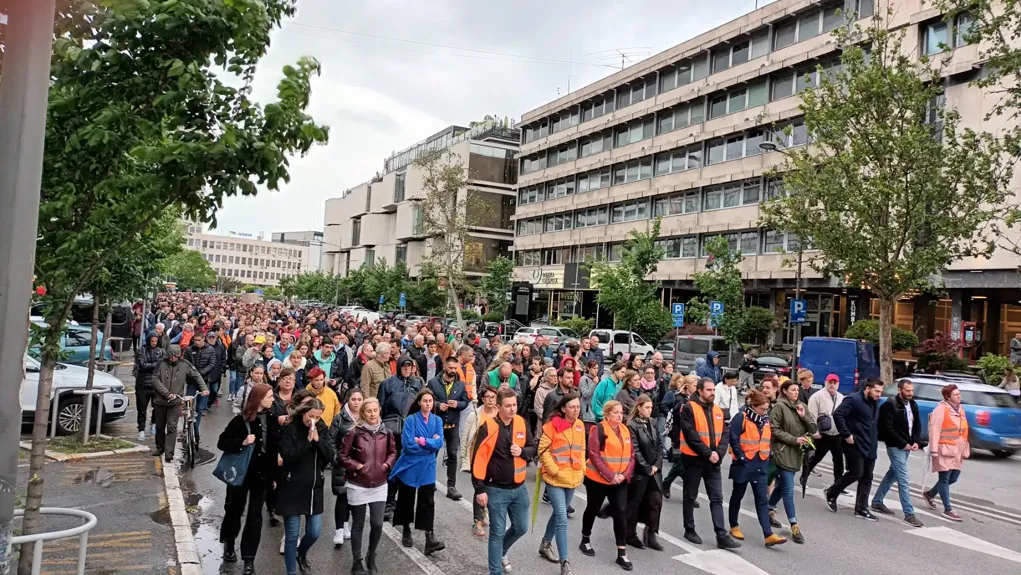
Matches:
[378,357,423,520]
[427,357,469,500]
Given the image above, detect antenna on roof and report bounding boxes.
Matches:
[585,47,654,71]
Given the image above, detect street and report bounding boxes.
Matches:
[174,402,1021,575]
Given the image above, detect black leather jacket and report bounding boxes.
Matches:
[134,343,165,389]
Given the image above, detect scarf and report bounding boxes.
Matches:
[343,403,357,422]
[549,414,573,433]
[640,377,657,391]
[358,420,383,433]
[744,405,769,427]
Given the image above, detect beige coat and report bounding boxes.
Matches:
[928,401,970,472]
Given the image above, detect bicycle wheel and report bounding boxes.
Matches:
[184,411,196,470]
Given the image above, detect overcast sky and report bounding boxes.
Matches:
[213,0,770,236]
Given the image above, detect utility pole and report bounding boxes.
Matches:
[792,248,804,371]
[0,2,58,573]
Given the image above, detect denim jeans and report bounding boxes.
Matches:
[730,479,772,537]
[873,446,914,515]
[542,486,574,561]
[925,469,961,512]
[283,514,323,575]
[229,370,242,395]
[486,485,529,575]
[767,468,797,524]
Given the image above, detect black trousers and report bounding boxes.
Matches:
[807,433,845,480]
[443,426,459,488]
[663,450,684,488]
[220,480,265,560]
[826,445,876,513]
[386,437,403,507]
[152,404,179,456]
[625,474,663,536]
[681,457,727,538]
[334,486,349,528]
[135,388,155,432]
[581,478,627,547]
[350,501,385,563]
[265,482,278,515]
[393,479,435,531]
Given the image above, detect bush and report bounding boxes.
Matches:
[917,352,968,373]
[631,302,673,345]
[555,317,595,337]
[482,311,504,322]
[977,354,1011,384]
[735,307,776,344]
[844,319,918,352]
[460,309,481,321]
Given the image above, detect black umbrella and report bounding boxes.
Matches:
[800,448,815,498]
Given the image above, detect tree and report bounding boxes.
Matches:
[758,16,1012,385]
[736,307,777,345]
[478,256,513,317]
[416,149,490,324]
[590,218,667,355]
[21,1,328,567]
[216,275,243,294]
[406,262,446,315]
[688,236,746,345]
[843,319,918,352]
[161,250,216,292]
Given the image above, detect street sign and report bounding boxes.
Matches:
[790,298,807,325]
[379,295,385,305]
[672,302,685,328]
[254,289,263,296]
[709,300,724,328]
[399,292,407,308]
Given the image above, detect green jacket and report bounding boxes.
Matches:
[486,370,519,389]
[591,376,622,422]
[769,397,817,472]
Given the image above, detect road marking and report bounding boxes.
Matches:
[907,526,1021,564]
[380,524,448,575]
[675,549,772,575]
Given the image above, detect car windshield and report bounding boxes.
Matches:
[757,356,788,367]
[559,328,579,339]
[962,390,1017,409]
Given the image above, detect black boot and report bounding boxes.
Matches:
[446,486,462,501]
[367,553,378,575]
[645,527,663,551]
[242,560,255,575]
[297,554,313,575]
[384,503,395,523]
[223,542,238,563]
[424,531,445,555]
[351,559,367,575]
[625,534,645,549]
[268,511,280,527]
[401,525,413,548]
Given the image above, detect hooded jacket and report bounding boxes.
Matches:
[134,332,165,389]
[696,351,722,383]
[312,348,346,382]
[377,363,423,425]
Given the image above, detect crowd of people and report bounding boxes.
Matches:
[133,294,973,575]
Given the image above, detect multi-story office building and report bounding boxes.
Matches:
[511,0,1021,356]
[272,230,325,272]
[184,223,309,287]
[322,121,519,278]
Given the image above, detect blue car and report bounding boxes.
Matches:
[883,376,1021,459]
[29,322,114,365]
[799,337,881,394]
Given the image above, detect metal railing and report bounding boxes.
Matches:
[12,507,98,575]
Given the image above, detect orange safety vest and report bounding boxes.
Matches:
[542,419,586,471]
[733,416,771,461]
[938,405,969,445]
[585,421,632,485]
[472,415,527,484]
[679,401,725,456]
[455,361,477,400]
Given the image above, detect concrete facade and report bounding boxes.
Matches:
[272,230,324,272]
[184,223,309,287]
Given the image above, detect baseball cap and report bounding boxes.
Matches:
[825,373,839,382]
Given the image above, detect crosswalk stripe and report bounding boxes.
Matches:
[907,525,1021,564]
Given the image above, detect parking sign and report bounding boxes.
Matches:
[672,303,685,328]
[709,301,724,328]
[790,299,807,325]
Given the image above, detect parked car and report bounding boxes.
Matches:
[340,306,380,324]
[21,354,129,435]
[656,339,675,363]
[882,377,1021,458]
[33,298,134,341]
[673,335,739,374]
[589,330,655,362]
[798,337,880,394]
[29,322,114,366]
[752,353,792,383]
[514,326,581,347]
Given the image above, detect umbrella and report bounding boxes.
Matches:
[799,435,816,499]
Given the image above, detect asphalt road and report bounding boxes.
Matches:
[169,400,1021,575]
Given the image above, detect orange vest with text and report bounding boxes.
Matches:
[472,415,527,484]
[734,416,771,461]
[455,361,477,400]
[680,400,725,456]
[584,421,632,484]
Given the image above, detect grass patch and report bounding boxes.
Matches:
[18,449,27,460]
[47,436,135,454]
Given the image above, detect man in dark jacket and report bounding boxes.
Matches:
[825,378,882,520]
[408,334,429,380]
[346,343,373,389]
[134,331,165,441]
[185,336,217,432]
[377,356,423,520]
[427,356,469,501]
[871,379,926,527]
[203,331,227,407]
[678,378,740,549]
[151,345,207,462]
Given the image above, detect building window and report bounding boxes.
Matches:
[654,190,700,217]
[517,250,541,266]
[549,143,578,167]
[658,236,699,259]
[575,206,609,228]
[617,76,657,109]
[521,153,547,175]
[545,213,573,232]
[767,119,811,148]
[711,39,751,74]
[607,243,625,263]
[773,19,797,50]
[364,249,375,268]
[578,167,612,193]
[395,244,407,264]
[518,185,544,205]
[546,178,575,199]
[923,19,948,54]
[708,80,767,119]
[516,217,543,236]
[580,92,616,123]
[352,218,361,245]
[612,157,654,185]
[580,131,613,158]
[614,116,655,147]
[654,146,702,176]
[610,199,650,224]
[657,99,704,135]
[705,130,765,165]
[954,12,974,46]
[550,107,581,134]
[542,248,568,266]
[574,244,605,262]
[394,172,406,203]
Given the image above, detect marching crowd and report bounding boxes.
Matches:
[133,294,972,575]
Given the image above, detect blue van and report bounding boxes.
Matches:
[798,337,880,394]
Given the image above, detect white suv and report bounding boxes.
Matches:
[588,330,655,362]
[513,326,580,346]
[21,354,129,435]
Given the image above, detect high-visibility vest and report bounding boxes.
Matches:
[938,404,969,445]
[585,421,632,484]
[542,419,586,471]
[472,415,527,484]
[734,416,771,461]
[455,361,477,400]
[679,401,725,456]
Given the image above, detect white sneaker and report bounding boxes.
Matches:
[137,431,146,442]
[343,521,351,539]
[333,528,345,545]
[279,535,285,555]
[502,556,512,573]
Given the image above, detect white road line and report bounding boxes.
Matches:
[676,549,773,575]
[381,524,449,575]
[907,526,1021,564]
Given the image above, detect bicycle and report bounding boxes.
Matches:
[180,395,197,470]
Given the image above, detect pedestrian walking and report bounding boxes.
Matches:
[471,388,536,575]
[714,371,741,419]
[796,369,817,405]
[218,383,277,575]
[151,345,208,463]
[825,378,882,521]
[803,374,844,485]
[537,393,585,575]
[579,360,600,434]
[591,362,626,424]
[922,384,970,522]
[426,356,470,501]
[614,370,642,417]
[662,375,699,503]
[388,388,446,555]
[306,367,341,428]
[339,398,397,575]
[871,379,925,527]
[767,380,816,543]
[727,390,787,547]
[378,356,424,520]
[678,378,740,549]
[461,385,499,537]
[624,394,664,552]
[331,388,363,547]
[134,331,165,442]
[579,400,635,570]
[278,398,335,575]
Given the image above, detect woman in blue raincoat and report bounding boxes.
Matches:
[389,388,446,555]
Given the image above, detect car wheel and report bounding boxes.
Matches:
[56,397,98,436]
[992,449,1017,459]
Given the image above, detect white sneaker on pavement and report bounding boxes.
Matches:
[137,431,146,442]
[343,521,351,539]
[279,535,285,555]
[333,528,345,545]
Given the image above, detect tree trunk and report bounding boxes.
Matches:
[18,347,59,575]
[103,299,113,359]
[446,241,464,326]
[78,298,100,442]
[878,296,895,386]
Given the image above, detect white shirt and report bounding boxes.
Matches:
[904,399,913,435]
[714,383,741,419]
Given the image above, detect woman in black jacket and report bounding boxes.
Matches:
[217,383,277,575]
[331,388,364,548]
[624,394,664,551]
[278,398,336,575]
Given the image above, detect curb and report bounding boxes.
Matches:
[18,439,150,462]
[160,453,202,575]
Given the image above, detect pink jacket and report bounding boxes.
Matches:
[928,401,970,472]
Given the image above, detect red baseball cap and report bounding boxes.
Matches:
[825,373,840,382]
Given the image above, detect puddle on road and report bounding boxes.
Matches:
[69,466,116,487]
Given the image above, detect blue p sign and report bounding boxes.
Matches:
[672,303,685,315]
[790,299,807,325]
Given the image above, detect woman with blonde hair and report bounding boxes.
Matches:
[537,392,585,572]
[624,394,664,551]
[579,400,635,570]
